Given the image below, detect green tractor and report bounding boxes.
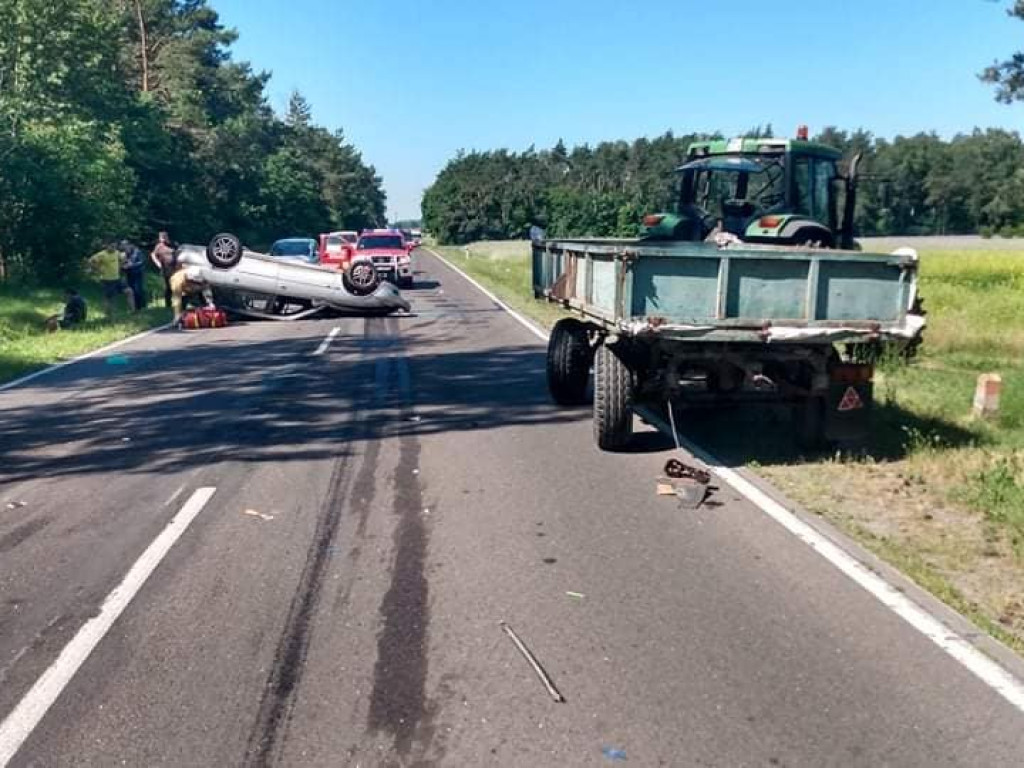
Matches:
[641,128,860,249]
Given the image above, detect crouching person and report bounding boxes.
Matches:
[170,266,214,328]
[45,289,88,333]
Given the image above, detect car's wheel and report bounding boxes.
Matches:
[593,342,634,451]
[206,232,243,269]
[547,318,592,405]
[343,260,381,296]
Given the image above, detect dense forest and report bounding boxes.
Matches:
[0,0,387,283]
[421,127,1024,245]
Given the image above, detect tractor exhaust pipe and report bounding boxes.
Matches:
[841,153,862,250]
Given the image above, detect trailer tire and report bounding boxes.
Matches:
[594,343,634,451]
[547,319,592,405]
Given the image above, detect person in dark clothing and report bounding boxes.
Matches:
[45,289,88,332]
[121,239,146,311]
[150,231,177,309]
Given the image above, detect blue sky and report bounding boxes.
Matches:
[214,0,1023,220]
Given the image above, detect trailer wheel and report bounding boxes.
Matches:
[547,319,592,405]
[594,343,634,451]
[795,396,826,451]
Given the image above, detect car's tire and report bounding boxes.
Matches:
[206,232,243,269]
[593,342,633,451]
[343,259,381,296]
[547,319,592,405]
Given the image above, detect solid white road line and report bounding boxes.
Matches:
[429,246,1024,715]
[426,248,549,342]
[0,487,217,766]
[312,326,341,356]
[0,323,171,394]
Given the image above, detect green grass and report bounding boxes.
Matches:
[433,243,571,328]
[881,251,1024,548]
[812,502,1024,655]
[0,277,169,385]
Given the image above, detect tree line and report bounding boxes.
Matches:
[421,126,1024,245]
[0,0,387,283]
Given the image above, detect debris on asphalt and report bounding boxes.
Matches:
[500,621,565,703]
[243,509,275,521]
[601,746,628,761]
[5,501,27,510]
[407,415,422,423]
[658,458,715,509]
[664,458,711,485]
[105,355,131,365]
[566,591,586,600]
[121,437,132,442]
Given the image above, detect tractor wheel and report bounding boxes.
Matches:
[206,233,243,269]
[593,342,634,451]
[792,228,834,249]
[547,319,592,405]
[903,295,927,360]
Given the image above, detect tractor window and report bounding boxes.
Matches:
[813,161,838,229]
[685,159,786,223]
[792,158,813,218]
[792,157,838,227]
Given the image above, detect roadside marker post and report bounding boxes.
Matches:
[973,373,1001,419]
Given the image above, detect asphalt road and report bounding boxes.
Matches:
[1,250,1023,767]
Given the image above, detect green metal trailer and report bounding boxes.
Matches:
[533,238,924,451]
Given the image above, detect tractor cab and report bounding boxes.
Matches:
[642,128,859,249]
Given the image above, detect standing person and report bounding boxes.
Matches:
[44,288,88,332]
[88,242,133,317]
[150,231,176,308]
[122,239,146,311]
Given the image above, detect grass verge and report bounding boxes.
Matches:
[0,278,169,385]
[432,244,571,328]
[431,239,1024,651]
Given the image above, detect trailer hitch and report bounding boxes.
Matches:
[664,458,712,485]
[660,458,713,509]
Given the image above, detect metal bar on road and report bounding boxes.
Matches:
[500,621,566,704]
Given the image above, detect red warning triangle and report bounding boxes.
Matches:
[837,386,864,412]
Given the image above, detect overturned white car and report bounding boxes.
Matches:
[176,233,411,319]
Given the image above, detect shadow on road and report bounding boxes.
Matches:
[0,324,584,484]
[659,399,979,468]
